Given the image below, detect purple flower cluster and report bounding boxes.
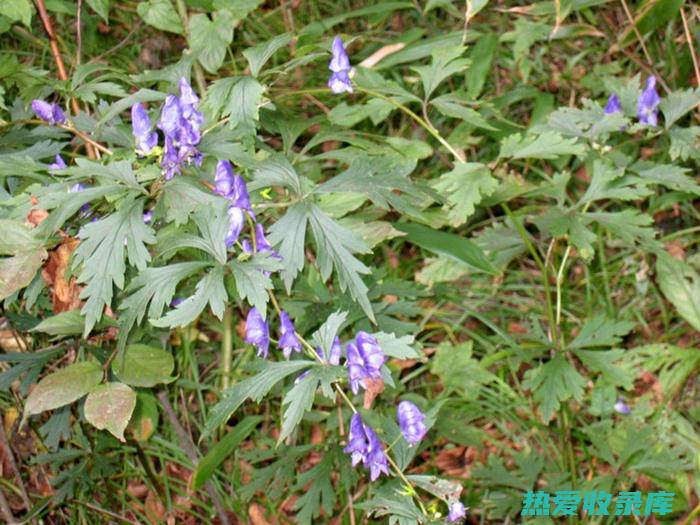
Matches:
[328,36,353,94]
[245,308,302,360]
[344,413,389,481]
[49,154,67,172]
[346,331,386,394]
[156,77,203,179]
[214,159,254,247]
[131,103,158,155]
[604,76,661,126]
[32,100,66,125]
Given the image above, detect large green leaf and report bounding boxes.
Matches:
[243,33,292,77]
[656,254,700,332]
[499,131,585,159]
[432,163,498,226]
[394,222,498,275]
[112,344,176,387]
[522,355,586,422]
[24,362,103,417]
[84,383,137,442]
[190,11,234,74]
[137,0,183,34]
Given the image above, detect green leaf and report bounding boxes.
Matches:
[311,311,348,360]
[249,154,302,195]
[151,264,227,328]
[229,77,264,135]
[411,46,470,100]
[466,32,498,98]
[431,95,497,130]
[656,253,700,332]
[374,332,421,359]
[432,162,498,226]
[192,416,262,489]
[0,220,47,301]
[212,0,263,20]
[586,210,655,244]
[308,205,374,321]
[579,160,650,204]
[137,0,183,34]
[522,355,586,422]
[129,392,160,441]
[619,0,684,47]
[668,126,700,161]
[267,203,309,289]
[24,362,102,417]
[659,88,700,129]
[499,131,585,159]
[430,341,495,396]
[573,349,633,390]
[243,33,292,77]
[230,253,283,316]
[292,452,337,525]
[394,222,498,275]
[631,163,700,195]
[279,368,323,443]
[569,315,635,349]
[159,176,224,225]
[112,344,176,387]
[31,310,117,336]
[84,383,136,442]
[86,0,110,21]
[190,11,234,74]
[0,0,32,26]
[203,360,315,438]
[74,198,156,336]
[118,261,210,350]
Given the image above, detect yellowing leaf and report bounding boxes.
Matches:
[84,383,137,442]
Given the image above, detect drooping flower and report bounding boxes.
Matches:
[343,413,368,466]
[328,336,342,365]
[32,99,66,125]
[214,160,235,197]
[637,77,660,126]
[604,93,622,114]
[225,206,246,248]
[245,307,270,358]
[157,78,203,179]
[363,424,390,481]
[346,331,386,394]
[131,103,158,155]
[278,310,301,358]
[49,154,67,172]
[328,36,353,94]
[614,398,631,415]
[447,501,466,522]
[397,400,428,446]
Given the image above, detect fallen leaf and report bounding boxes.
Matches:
[363,377,385,409]
[249,503,272,525]
[359,42,405,68]
[41,237,82,313]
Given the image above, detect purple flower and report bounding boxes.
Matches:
[278,311,301,358]
[214,160,235,197]
[245,307,270,358]
[614,398,631,415]
[231,174,252,213]
[328,336,342,365]
[447,501,466,522]
[637,77,660,126]
[254,223,272,252]
[604,93,622,114]
[342,413,389,481]
[328,37,353,94]
[69,182,91,216]
[397,400,428,446]
[346,331,386,394]
[32,99,66,125]
[131,103,158,155]
[171,297,184,307]
[49,154,67,172]
[225,206,245,247]
[143,210,153,224]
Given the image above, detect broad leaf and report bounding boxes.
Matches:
[568,315,635,349]
[137,0,183,34]
[112,344,176,387]
[243,33,293,77]
[656,254,700,332]
[24,362,102,417]
[190,11,234,74]
[84,383,136,442]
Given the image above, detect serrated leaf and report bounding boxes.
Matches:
[192,416,262,489]
[118,261,209,350]
[229,77,264,135]
[394,222,498,275]
[267,202,309,290]
[25,362,102,417]
[243,33,292,77]
[74,198,156,336]
[0,0,32,26]
[190,11,234,74]
[668,126,700,161]
[499,131,585,159]
[311,311,348,361]
[86,0,110,21]
[569,315,635,349]
[430,341,495,396]
[203,360,315,438]
[151,265,227,328]
[431,95,496,130]
[522,355,586,422]
[656,253,700,332]
[137,0,183,34]
[159,176,224,225]
[84,383,136,442]
[659,88,700,129]
[579,160,650,204]
[279,368,322,443]
[432,162,498,226]
[292,452,337,525]
[112,344,175,387]
[631,163,700,195]
[374,332,421,359]
[249,154,302,195]
[411,46,470,100]
[586,210,655,244]
[574,349,633,390]
[230,253,283,316]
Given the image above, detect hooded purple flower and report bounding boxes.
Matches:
[328,336,342,365]
[346,331,386,394]
[32,100,66,125]
[448,501,466,522]
[245,307,270,358]
[604,93,622,114]
[225,206,246,248]
[637,77,660,126]
[328,37,353,94]
[614,398,631,415]
[343,413,389,481]
[231,174,252,213]
[143,210,153,224]
[278,310,301,358]
[214,160,235,197]
[131,103,158,154]
[397,400,428,446]
[49,154,67,172]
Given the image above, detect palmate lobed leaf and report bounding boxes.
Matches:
[431,162,498,226]
[522,355,586,422]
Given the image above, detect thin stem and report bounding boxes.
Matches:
[681,8,700,89]
[60,124,113,155]
[174,0,207,96]
[221,307,233,390]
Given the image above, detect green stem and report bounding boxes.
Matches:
[221,307,233,390]
[174,0,207,96]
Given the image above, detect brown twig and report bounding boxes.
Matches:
[681,8,700,87]
[0,422,31,517]
[156,391,231,525]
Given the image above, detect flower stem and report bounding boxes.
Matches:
[221,307,233,390]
